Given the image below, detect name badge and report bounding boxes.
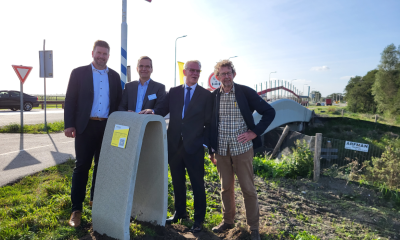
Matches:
[148,94,157,100]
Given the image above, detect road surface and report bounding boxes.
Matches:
[0,132,75,187]
[0,109,64,127]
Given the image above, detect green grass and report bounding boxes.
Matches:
[0,121,64,134]
[0,148,325,240]
[33,104,63,110]
[308,105,400,127]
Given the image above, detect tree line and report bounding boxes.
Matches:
[344,44,400,115]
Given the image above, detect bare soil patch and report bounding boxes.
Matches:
[81,175,400,239]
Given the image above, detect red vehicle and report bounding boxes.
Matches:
[325,98,332,106]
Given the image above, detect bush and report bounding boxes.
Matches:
[253,140,314,179]
[364,145,400,191]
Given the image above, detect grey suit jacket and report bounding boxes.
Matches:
[118,79,166,112]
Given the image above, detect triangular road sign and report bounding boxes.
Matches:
[12,65,33,84]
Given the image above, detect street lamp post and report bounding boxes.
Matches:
[302,84,309,103]
[228,56,238,60]
[174,35,187,87]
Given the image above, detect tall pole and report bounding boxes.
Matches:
[121,0,128,90]
[43,40,47,131]
[303,84,308,97]
[20,78,23,133]
[174,35,187,87]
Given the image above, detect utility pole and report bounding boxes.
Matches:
[121,0,128,89]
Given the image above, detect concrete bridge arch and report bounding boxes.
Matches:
[253,99,313,135]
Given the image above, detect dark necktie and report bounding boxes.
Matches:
[184,87,192,117]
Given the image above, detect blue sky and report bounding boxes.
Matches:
[1,0,399,96]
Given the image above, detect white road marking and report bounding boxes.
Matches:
[0,140,74,156]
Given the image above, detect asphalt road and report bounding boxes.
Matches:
[0,132,75,187]
[0,113,169,187]
[0,109,64,127]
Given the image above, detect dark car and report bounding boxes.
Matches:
[0,90,39,111]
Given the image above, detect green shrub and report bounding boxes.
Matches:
[253,140,314,179]
[364,145,400,191]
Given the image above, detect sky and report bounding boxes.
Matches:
[1,0,399,97]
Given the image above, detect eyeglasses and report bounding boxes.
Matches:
[219,72,233,77]
[186,68,202,73]
[138,65,151,69]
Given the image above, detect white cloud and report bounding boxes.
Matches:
[340,76,354,80]
[310,66,330,71]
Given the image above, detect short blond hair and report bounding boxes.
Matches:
[184,60,201,69]
[214,60,236,76]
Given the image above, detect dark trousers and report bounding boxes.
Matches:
[169,138,206,222]
[71,120,107,212]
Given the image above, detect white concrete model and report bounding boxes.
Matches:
[253,99,313,135]
[92,112,168,240]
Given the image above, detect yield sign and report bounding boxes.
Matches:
[12,65,33,84]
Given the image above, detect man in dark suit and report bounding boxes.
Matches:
[141,60,212,233]
[118,56,165,112]
[64,40,122,228]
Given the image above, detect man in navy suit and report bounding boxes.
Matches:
[141,60,212,233]
[64,40,122,228]
[118,56,165,112]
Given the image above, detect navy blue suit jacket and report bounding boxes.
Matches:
[155,84,212,156]
[64,64,122,134]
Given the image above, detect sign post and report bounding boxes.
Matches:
[39,39,54,131]
[11,65,33,133]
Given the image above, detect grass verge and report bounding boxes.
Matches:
[0,121,64,134]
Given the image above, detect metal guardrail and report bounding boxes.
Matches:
[37,101,64,109]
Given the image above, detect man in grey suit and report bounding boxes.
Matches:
[118,56,165,112]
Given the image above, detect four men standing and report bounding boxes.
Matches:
[64,41,275,239]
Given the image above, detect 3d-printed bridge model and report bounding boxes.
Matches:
[92,112,168,240]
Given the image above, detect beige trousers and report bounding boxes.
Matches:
[215,147,259,230]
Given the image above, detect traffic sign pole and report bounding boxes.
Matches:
[11,65,33,133]
[43,40,47,131]
[20,81,23,132]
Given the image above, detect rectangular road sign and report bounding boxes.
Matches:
[39,50,53,78]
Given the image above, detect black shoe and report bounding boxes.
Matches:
[191,221,203,233]
[251,230,261,240]
[166,213,189,224]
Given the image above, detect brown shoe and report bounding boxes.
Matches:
[251,230,261,240]
[68,211,82,227]
[212,221,234,233]
[89,201,93,207]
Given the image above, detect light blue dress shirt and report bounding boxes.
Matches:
[135,79,151,113]
[182,83,197,119]
[90,63,110,118]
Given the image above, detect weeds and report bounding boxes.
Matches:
[254,140,314,179]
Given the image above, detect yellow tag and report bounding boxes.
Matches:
[235,102,237,107]
[111,124,130,148]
